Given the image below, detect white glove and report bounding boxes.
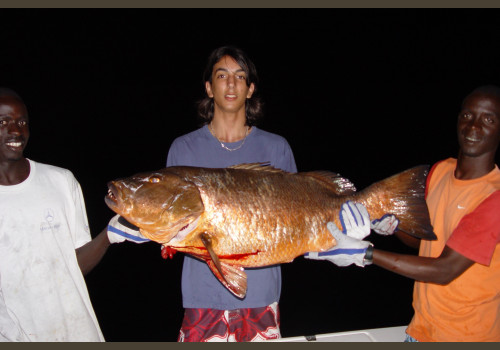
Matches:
[339,201,371,240]
[371,214,399,236]
[107,215,150,244]
[304,201,373,267]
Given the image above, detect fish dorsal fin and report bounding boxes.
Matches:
[228,162,285,173]
[229,163,356,195]
[302,171,357,195]
[200,233,248,298]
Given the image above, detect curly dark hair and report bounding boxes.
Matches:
[197,46,263,126]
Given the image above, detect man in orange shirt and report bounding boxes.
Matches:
[306,85,500,341]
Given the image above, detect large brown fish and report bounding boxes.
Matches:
[105,164,435,298]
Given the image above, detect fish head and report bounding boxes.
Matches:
[105,170,204,243]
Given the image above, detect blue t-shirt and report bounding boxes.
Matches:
[166,125,297,310]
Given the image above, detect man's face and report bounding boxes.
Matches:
[0,96,29,162]
[457,93,500,159]
[205,55,255,116]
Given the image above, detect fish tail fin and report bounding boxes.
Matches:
[359,165,436,240]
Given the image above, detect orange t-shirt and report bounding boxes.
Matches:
[406,158,500,342]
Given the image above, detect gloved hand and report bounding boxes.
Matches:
[304,201,373,267]
[339,200,371,240]
[371,214,399,235]
[107,214,150,244]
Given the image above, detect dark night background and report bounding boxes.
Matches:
[2,8,500,341]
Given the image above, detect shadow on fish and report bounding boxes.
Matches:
[105,163,436,298]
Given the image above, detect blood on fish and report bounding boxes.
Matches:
[161,246,177,259]
[219,251,260,259]
[161,245,260,260]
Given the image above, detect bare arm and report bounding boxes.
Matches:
[394,230,421,249]
[76,227,110,276]
[373,245,474,285]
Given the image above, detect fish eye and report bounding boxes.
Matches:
[149,177,160,183]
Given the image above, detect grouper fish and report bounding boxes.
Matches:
[105,163,436,298]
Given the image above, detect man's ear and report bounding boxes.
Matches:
[246,83,255,99]
[205,81,214,98]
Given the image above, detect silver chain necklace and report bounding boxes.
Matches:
[208,123,250,152]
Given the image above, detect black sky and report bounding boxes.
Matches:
[2,8,500,341]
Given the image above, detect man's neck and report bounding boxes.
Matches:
[210,114,249,143]
[454,153,496,180]
[0,158,30,186]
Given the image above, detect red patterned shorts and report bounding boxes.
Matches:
[178,302,281,342]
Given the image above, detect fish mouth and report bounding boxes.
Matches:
[104,182,119,210]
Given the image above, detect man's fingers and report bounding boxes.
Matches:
[327,222,343,239]
[354,202,369,225]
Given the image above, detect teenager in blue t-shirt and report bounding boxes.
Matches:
[166,46,297,342]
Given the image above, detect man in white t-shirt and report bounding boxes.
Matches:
[0,88,142,341]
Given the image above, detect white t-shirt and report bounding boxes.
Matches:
[0,159,104,341]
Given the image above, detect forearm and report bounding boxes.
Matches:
[76,227,110,276]
[372,247,473,285]
[394,230,421,249]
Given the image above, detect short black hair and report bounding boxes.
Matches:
[463,85,500,106]
[0,87,24,103]
[197,46,264,126]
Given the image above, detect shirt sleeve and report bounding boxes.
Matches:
[166,138,181,167]
[446,190,500,266]
[425,161,442,199]
[68,172,92,249]
[274,138,297,173]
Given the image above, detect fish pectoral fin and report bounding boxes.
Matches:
[206,259,248,299]
[200,233,248,299]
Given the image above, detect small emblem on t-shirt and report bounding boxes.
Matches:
[44,208,55,222]
[40,208,60,232]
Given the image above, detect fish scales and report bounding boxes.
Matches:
[105,163,436,298]
[174,167,339,265]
